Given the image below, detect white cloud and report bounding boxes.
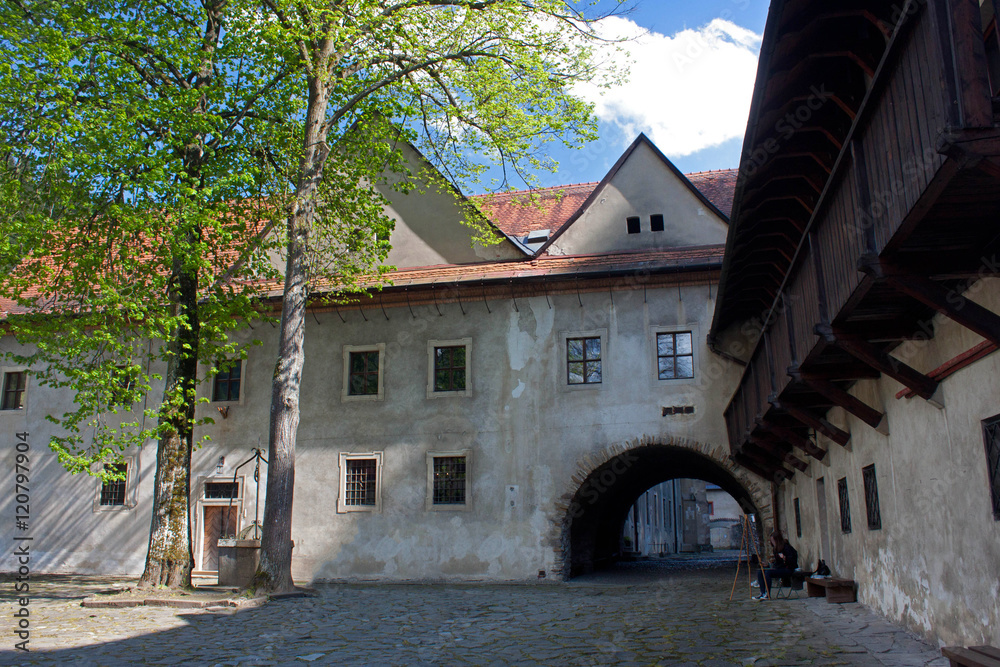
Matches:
[578,17,761,157]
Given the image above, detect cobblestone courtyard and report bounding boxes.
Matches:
[0,558,947,666]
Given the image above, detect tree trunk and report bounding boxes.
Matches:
[252,70,332,594]
[139,263,199,589]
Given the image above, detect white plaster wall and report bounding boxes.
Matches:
[0,281,747,582]
[549,142,729,256]
[778,277,1000,646]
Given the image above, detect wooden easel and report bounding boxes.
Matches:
[729,514,768,600]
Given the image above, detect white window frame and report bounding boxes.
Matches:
[207,357,247,406]
[0,366,28,414]
[426,338,472,399]
[560,329,608,392]
[337,452,384,513]
[93,456,137,512]
[650,325,699,387]
[192,475,245,573]
[425,449,472,511]
[342,344,386,402]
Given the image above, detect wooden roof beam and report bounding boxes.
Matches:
[749,434,810,471]
[758,416,829,459]
[815,325,943,406]
[791,369,889,435]
[860,254,1000,348]
[770,398,850,448]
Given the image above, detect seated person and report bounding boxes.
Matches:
[754,531,798,600]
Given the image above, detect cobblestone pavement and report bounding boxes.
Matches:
[0,558,948,666]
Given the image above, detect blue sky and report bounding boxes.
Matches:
[515,0,772,190]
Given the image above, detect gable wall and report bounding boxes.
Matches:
[549,143,728,256]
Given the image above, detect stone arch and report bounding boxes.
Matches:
[551,435,773,578]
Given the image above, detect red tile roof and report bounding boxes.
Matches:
[473,169,738,244]
[471,182,598,239]
[685,169,739,218]
[297,245,725,297]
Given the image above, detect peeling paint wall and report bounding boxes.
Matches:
[0,280,761,583]
[779,277,1000,646]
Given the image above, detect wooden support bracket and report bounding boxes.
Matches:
[816,323,941,404]
[749,434,810,471]
[859,254,1000,348]
[759,416,828,460]
[793,371,890,435]
[772,399,850,447]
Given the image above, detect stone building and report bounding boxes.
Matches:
[710,0,1000,646]
[620,479,712,556]
[0,135,770,582]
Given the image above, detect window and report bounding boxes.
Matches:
[2,371,26,410]
[427,339,472,398]
[212,360,242,402]
[567,337,602,385]
[426,452,471,510]
[794,497,802,538]
[338,452,383,512]
[656,332,694,380]
[708,501,714,516]
[984,415,1000,520]
[861,465,882,530]
[99,462,128,506]
[837,477,852,533]
[348,351,379,396]
[650,214,665,232]
[626,216,641,234]
[205,482,239,499]
[342,344,385,401]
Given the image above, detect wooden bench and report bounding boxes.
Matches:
[805,576,856,603]
[941,645,1000,667]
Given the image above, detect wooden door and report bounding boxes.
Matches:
[201,505,238,571]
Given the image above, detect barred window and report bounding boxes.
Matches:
[432,456,467,505]
[205,482,239,499]
[657,332,694,380]
[100,463,128,506]
[793,497,802,538]
[345,458,378,506]
[433,347,466,392]
[862,465,882,530]
[982,415,1000,520]
[567,337,601,384]
[2,371,26,410]
[837,477,852,533]
[212,360,242,402]
[348,351,380,396]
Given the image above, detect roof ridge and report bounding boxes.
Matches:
[470,182,600,200]
[684,168,739,176]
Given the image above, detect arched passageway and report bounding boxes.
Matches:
[561,440,770,577]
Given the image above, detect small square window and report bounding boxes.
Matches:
[338,452,383,512]
[657,332,694,380]
[650,214,665,232]
[99,462,128,506]
[2,371,26,410]
[434,347,466,392]
[862,465,882,530]
[983,415,1000,521]
[626,216,641,234]
[212,360,242,402]
[567,337,602,384]
[205,481,239,499]
[342,345,385,401]
[837,477,852,534]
